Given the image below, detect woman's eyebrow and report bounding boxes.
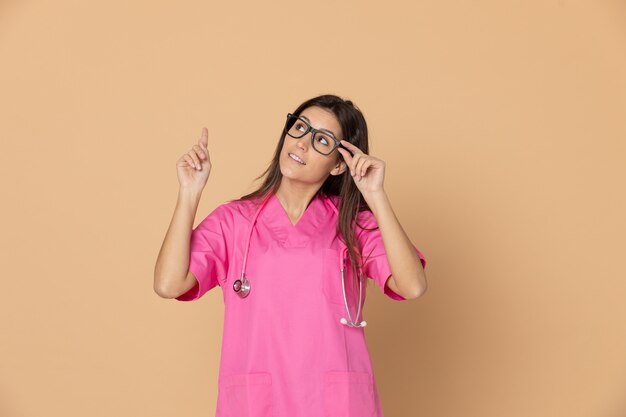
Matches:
[300,115,337,136]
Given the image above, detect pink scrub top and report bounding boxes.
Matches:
[176,190,427,417]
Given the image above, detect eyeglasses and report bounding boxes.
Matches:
[283,113,342,156]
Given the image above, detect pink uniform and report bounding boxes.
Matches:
[176,190,427,417]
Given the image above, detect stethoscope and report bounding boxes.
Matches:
[233,192,367,328]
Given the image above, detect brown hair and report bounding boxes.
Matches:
[229,93,378,299]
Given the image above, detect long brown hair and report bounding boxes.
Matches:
[229,94,378,297]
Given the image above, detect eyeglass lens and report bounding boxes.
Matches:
[285,116,336,155]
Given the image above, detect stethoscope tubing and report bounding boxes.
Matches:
[234,191,366,328]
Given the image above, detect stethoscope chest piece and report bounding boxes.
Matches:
[233,275,251,298]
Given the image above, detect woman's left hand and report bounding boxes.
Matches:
[337,140,386,196]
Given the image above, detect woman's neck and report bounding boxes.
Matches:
[275,180,321,218]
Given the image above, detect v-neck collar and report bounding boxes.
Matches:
[271,191,322,229]
[255,190,333,247]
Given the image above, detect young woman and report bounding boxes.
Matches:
[154,94,427,417]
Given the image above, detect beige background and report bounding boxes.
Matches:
[1,1,625,416]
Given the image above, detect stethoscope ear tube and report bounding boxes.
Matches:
[339,246,366,328]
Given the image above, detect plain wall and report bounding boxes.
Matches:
[1,1,625,416]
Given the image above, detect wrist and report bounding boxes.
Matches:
[363,190,388,213]
[178,186,203,202]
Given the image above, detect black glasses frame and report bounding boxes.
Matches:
[283,113,344,156]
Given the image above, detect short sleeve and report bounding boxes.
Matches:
[356,210,427,301]
[175,204,230,302]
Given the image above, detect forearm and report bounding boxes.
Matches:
[364,191,427,297]
[153,187,203,296]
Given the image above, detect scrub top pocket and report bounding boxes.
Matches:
[323,370,376,417]
[219,372,273,417]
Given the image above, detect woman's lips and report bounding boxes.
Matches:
[288,153,306,165]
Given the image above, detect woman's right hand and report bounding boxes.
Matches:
[176,127,212,192]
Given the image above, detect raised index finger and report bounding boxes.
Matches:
[199,127,208,148]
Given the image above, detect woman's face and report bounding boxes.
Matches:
[279,105,346,183]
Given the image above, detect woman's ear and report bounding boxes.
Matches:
[330,160,347,176]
